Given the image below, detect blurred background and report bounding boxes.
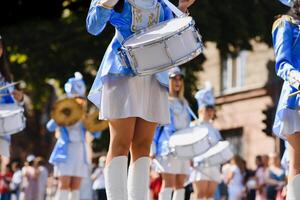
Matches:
[0,0,289,168]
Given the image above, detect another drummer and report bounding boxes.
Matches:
[46,72,89,200]
[86,0,196,199]
[272,0,300,198]
[189,83,223,200]
[0,35,24,162]
[151,67,191,200]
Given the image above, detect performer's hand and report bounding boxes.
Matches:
[178,0,196,13]
[12,90,24,102]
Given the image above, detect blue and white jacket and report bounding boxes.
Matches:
[46,119,88,165]
[86,0,174,108]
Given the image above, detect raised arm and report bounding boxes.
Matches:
[86,0,117,36]
[272,17,300,90]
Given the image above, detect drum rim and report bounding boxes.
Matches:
[123,16,195,48]
[169,125,209,146]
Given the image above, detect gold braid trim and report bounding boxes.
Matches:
[272,15,295,33]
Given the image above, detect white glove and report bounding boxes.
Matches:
[96,0,119,9]
[288,70,300,90]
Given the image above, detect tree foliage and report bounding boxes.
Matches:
[0,0,287,107]
[0,0,289,156]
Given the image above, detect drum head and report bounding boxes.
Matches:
[169,126,208,146]
[124,17,193,47]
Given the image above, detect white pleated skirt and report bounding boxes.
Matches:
[274,108,300,139]
[153,155,190,175]
[100,75,170,125]
[54,143,88,178]
[0,138,10,157]
[189,166,221,183]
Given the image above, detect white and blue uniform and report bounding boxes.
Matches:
[47,72,89,178]
[153,97,191,174]
[189,121,222,183]
[0,72,16,157]
[86,0,173,124]
[189,83,223,183]
[272,14,300,139]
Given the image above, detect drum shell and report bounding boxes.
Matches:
[0,104,26,135]
[193,141,234,168]
[172,135,215,159]
[122,18,203,76]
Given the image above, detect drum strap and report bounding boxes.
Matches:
[186,105,198,121]
[115,29,125,43]
[161,0,186,17]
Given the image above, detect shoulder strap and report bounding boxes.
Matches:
[160,0,185,17]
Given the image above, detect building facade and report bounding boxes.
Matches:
[196,41,283,168]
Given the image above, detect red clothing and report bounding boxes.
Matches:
[150,176,162,200]
[0,172,13,193]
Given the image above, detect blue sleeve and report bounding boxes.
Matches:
[46,119,58,132]
[86,0,113,36]
[163,108,176,135]
[161,1,174,21]
[272,19,298,89]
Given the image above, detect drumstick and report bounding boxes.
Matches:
[0,82,20,91]
[289,90,300,97]
[152,159,165,172]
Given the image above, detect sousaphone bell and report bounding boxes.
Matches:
[51,98,84,126]
[83,111,108,133]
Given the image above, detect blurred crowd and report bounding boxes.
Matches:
[0,153,287,200]
[149,154,287,200]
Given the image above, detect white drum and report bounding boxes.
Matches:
[193,141,233,168]
[169,126,216,159]
[0,104,26,135]
[120,16,203,76]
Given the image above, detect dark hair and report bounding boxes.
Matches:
[0,36,13,82]
[288,0,300,20]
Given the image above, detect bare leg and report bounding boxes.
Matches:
[130,117,157,162]
[206,181,218,198]
[175,174,186,189]
[70,177,82,190]
[287,132,300,181]
[193,181,208,199]
[58,176,71,190]
[128,118,157,200]
[106,117,136,165]
[105,117,136,200]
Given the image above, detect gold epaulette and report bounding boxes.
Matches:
[272,15,295,33]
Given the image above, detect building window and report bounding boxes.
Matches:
[221,128,243,156]
[222,51,247,93]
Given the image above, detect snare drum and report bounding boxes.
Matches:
[0,104,26,135]
[169,126,216,159]
[120,16,203,76]
[193,141,233,168]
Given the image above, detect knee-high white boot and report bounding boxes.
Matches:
[69,190,80,200]
[55,189,69,200]
[159,187,173,200]
[287,174,300,200]
[172,189,185,200]
[104,156,128,200]
[128,157,150,200]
